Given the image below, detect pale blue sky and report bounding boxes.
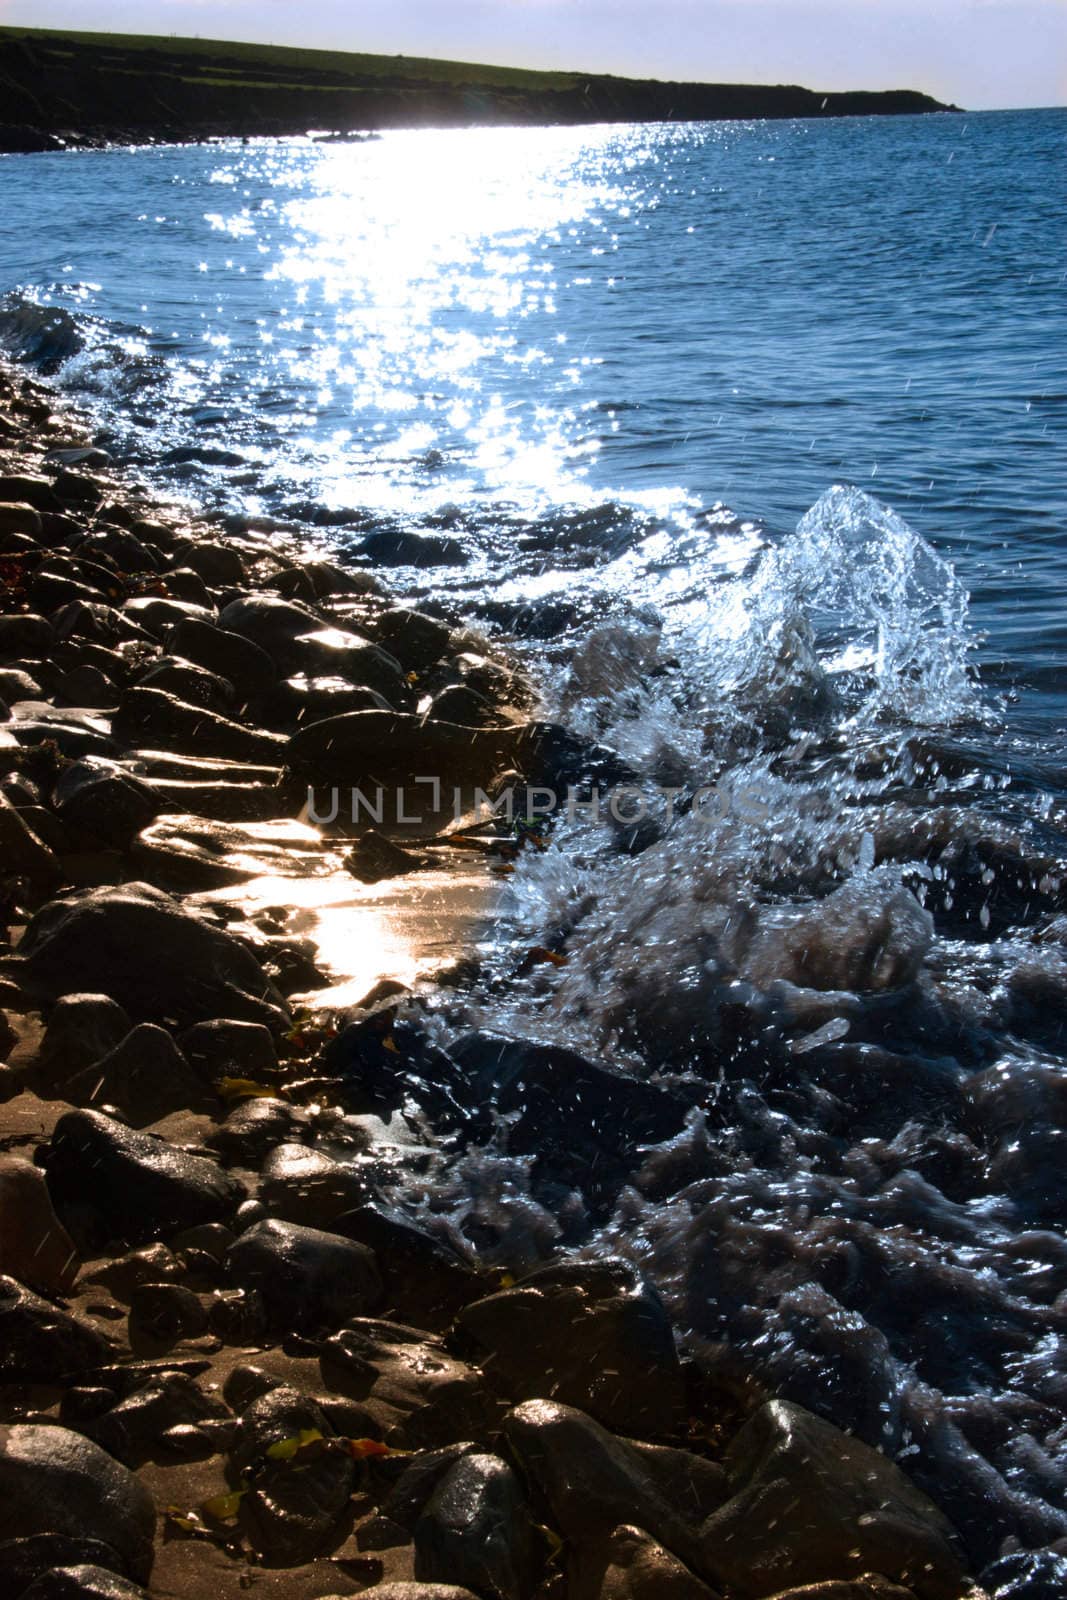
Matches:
[0,0,1063,110]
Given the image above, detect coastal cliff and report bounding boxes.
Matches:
[0,26,958,153]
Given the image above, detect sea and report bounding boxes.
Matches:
[2,108,1066,1585]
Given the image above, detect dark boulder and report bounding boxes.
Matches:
[413,1452,541,1599]
[112,687,286,764]
[165,618,275,698]
[226,1218,382,1332]
[19,1565,150,1600]
[0,1276,112,1382]
[0,1425,155,1584]
[44,1109,245,1246]
[19,882,289,1028]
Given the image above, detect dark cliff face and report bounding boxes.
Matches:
[0,29,957,152]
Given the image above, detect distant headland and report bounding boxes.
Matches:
[0,26,959,153]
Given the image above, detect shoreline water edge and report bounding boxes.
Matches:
[0,358,1003,1599]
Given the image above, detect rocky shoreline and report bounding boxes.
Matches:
[0,361,988,1600]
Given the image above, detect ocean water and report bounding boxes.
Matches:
[3,109,1067,1584]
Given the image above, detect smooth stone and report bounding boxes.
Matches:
[253,674,390,729]
[285,709,523,788]
[165,617,275,698]
[571,1524,723,1600]
[369,608,451,672]
[82,1370,225,1464]
[357,528,469,566]
[413,1451,540,1599]
[122,597,214,638]
[20,1563,151,1599]
[0,1425,155,1583]
[345,830,427,884]
[128,815,265,892]
[456,1258,687,1438]
[0,1156,78,1294]
[230,1385,355,1564]
[700,1401,967,1600]
[381,1443,485,1529]
[45,1109,245,1246]
[0,1536,130,1600]
[207,1099,310,1167]
[61,1023,214,1126]
[428,684,502,727]
[54,666,119,709]
[338,1203,479,1331]
[226,1218,382,1332]
[503,1400,707,1573]
[0,791,58,880]
[0,475,60,512]
[172,542,246,586]
[81,1244,183,1302]
[53,761,158,849]
[20,881,289,1028]
[180,1018,277,1082]
[112,687,285,764]
[35,994,133,1095]
[259,1143,368,1227]
[0,667,43,701]
[0,1275,112,1381]
[313,1319,503,1449]
[0,501,43,536]
[161,567,214,608]
[136,656,235,712]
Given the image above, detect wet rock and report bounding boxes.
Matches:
[129,814,265,892]
[503,1400,705,1575]
[136,655,235,711]
[381,1443,484,1529]
[357,528,469,567]
[0,792,58,880]
[255,674,391,728]
[345,829,427,884]
[226,1218,382,1332]
[339,1203,480,1330]
[259,1143,369,1227]
[413,1451,541,1599]
[34,994,132,1094]
[81,1244,183,1302]
[0,475,61,511]
[231,1386,355,1564]
[451,1033,692,1212]
[314,1319,504,1448]
[127,1282,209,1348]
[0,1536,129,1600]
[0,1156,78,1294]
[0,500,43,537]
[0,1425,155,1583]
[207,1098,310,1167]
[700,1401,967,1599]
[218,593,322,658]
[122,597,214,638]
[63,1023,215,1126]
[570,1523,722,1600]
[428,684,502,727]
[456,1259,687,1438]
[173,542,246,587]
[286,708,522,789]
[0,1275,111,1380]
[20,882,289,1028]
[981,1548,1067,1599]
[45,1109,245,1245]
[0,614,53,661]
[112,687,286,763]
[54,665,119,709]
[83,1370,225,1465]
[161,567,215,608]
[371,609,451,673]
[208,1285,269,1343]
[166,617,275,698]
[19,1564,151,1599]
[0,667,44,701]
[180,1017,277,1082]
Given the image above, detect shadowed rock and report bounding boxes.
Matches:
[19,882,289,1029]
[0,1275,112,1381]
[45,1109,245,1245]
[0,1425,155,1584]
[413,1451,541,1598]
[226,1218,382,1332]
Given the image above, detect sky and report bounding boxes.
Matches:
[0,0,1063,111]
